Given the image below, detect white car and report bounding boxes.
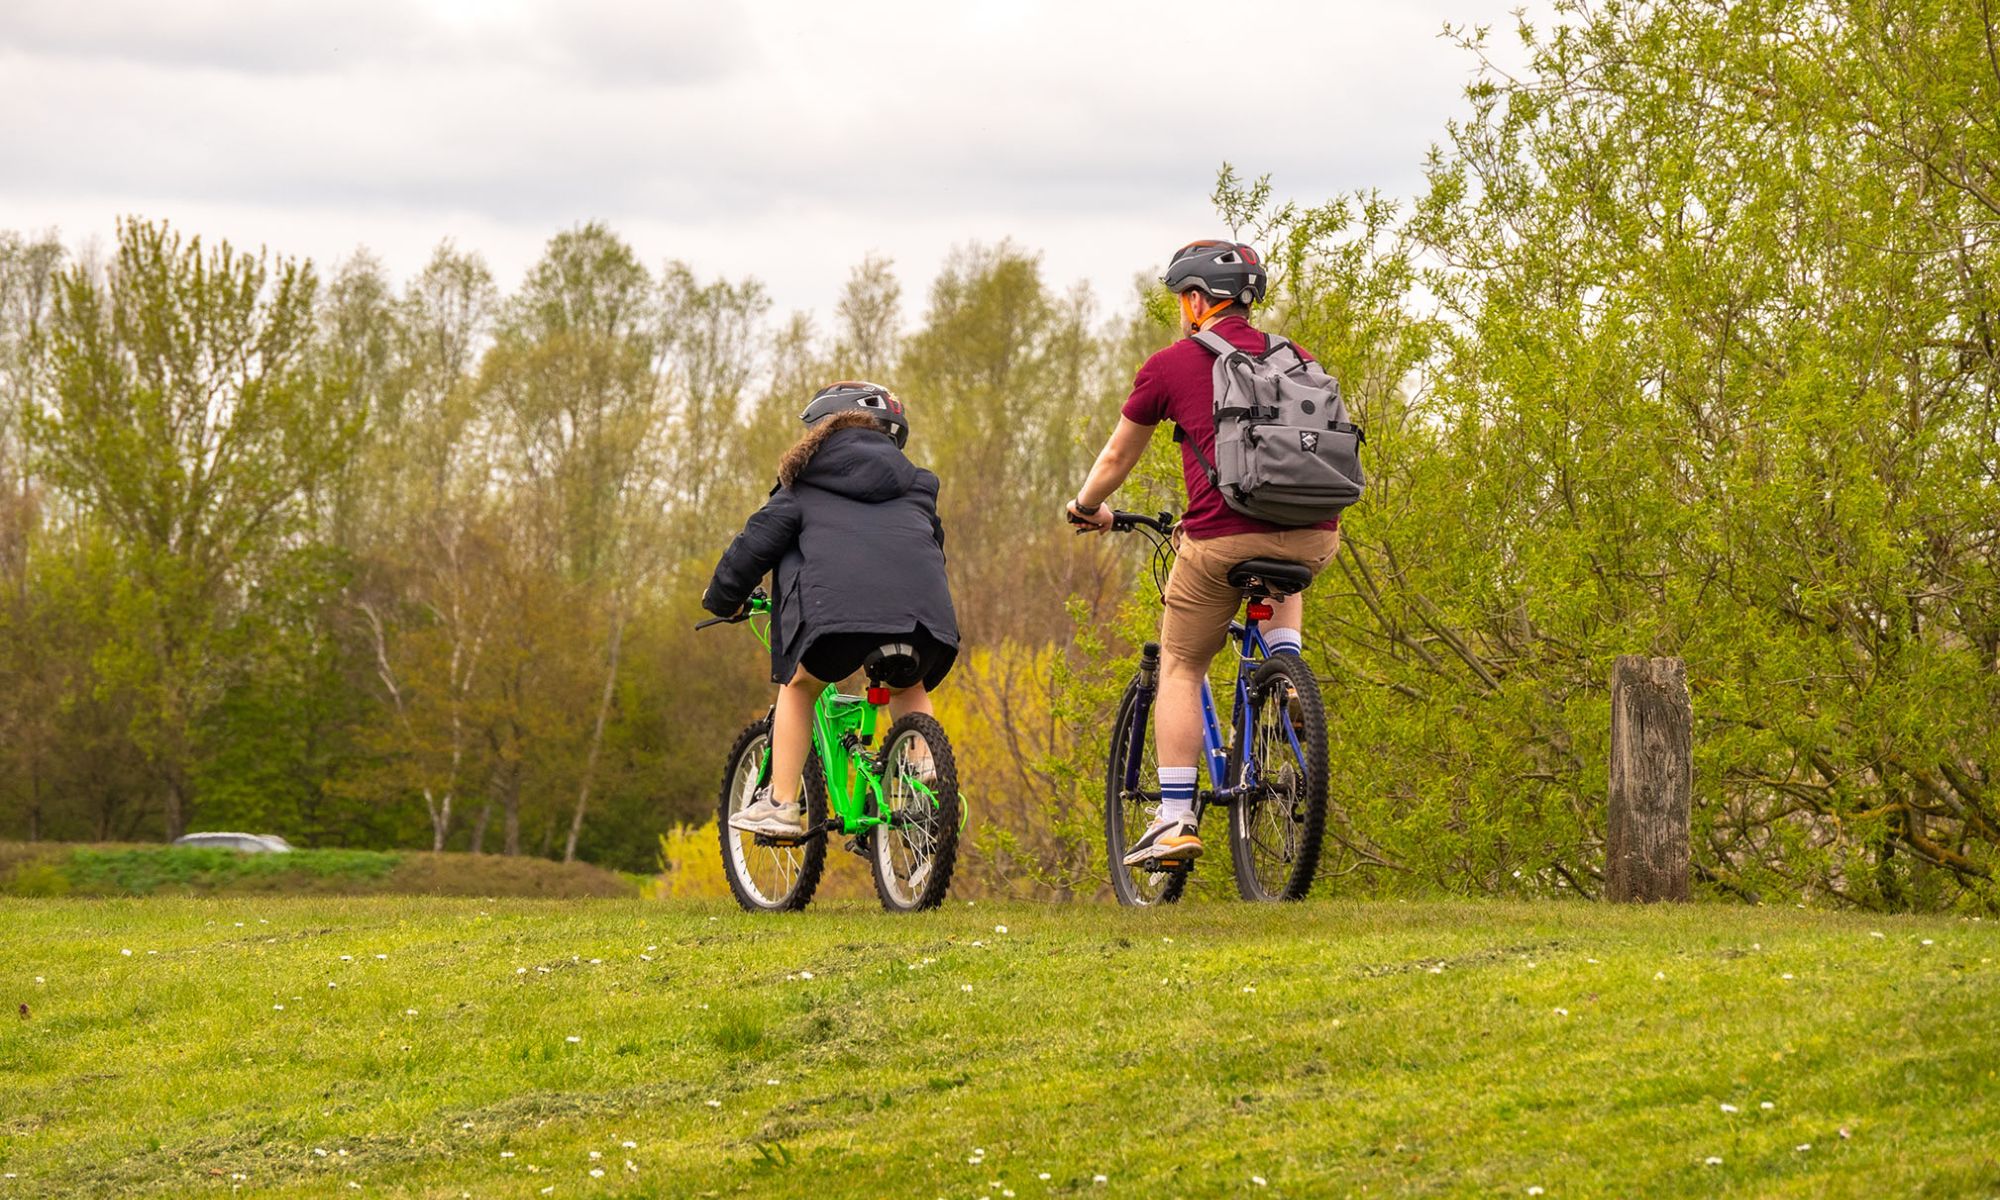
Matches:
[171,832,294,854]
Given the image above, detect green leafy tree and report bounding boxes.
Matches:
[1195,0,2000,908]
[897,241,1121,645]
[344,244,501,852]
[28,220,361,838]
[481,224,665,861]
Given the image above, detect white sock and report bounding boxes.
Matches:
[1157,766,1199,825]
[1264,627,1302,656]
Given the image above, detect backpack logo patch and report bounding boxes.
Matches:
[1299,430,1320,453]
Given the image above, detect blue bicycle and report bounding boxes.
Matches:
[1097,511,1329,905]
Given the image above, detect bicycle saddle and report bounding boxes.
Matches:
[1225,558,1314,597]
[862,642,924,689]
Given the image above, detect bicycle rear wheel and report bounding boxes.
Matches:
[870,713,961,912]
[1228,653,1328,901]
[1105,676,1187,907]
[717,716,828,912]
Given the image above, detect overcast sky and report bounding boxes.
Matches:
[0,0,1536,323]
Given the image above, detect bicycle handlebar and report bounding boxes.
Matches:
[694,588,769,630]
[1067,507,1177,537]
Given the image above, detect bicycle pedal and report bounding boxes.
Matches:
[842,835,871,859]
[1146,859,1193,875]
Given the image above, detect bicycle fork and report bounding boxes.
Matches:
[1121,642,1160,795]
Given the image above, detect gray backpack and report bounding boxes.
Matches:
[1185,329,1365,526]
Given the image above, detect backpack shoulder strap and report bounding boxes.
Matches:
[1191,329,1241,360]
[1174,331,1234,483]
[1180,424,1220,486]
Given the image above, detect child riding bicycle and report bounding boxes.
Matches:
[703,382,959,840]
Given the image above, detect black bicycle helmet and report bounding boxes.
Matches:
[1162,239,1267,305]
[800,380,909,448]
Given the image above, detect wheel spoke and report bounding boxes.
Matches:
[876,725,941,907]
[1234,680,1310,898]
[1257,707,1298,891]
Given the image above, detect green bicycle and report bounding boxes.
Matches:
[698,591,962,912]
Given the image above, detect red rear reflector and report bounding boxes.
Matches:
[1246,602,1274,621]
[866,686,891,706]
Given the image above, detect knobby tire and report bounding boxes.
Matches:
[1227,653,1329,901]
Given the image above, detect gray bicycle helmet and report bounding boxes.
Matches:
[800,380,909,448]
[1162,239,1267,306]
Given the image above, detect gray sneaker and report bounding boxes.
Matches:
[729,787,806,837]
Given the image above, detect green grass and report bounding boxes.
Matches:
[0,898,1995,1198]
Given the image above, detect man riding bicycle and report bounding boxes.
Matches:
[1066,240,1341,867]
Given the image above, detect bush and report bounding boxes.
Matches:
[5,860,72,897]
[0,841,639,897]
[653,823,729,899]
[61,847,401,895]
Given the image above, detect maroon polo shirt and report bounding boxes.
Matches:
[1119,313,1342,540]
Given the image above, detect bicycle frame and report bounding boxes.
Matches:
[805,688,896,836]
[1121,614,1303,817]
[1200,619,1268,802]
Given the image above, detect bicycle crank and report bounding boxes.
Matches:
[752,818,839,849]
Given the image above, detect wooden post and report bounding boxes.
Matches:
[1606,655,1692,903]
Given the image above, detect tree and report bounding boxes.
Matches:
[482,224,666,862]
[658,261,770,558]
[345,244,501,851]
[1201,0,2000,907]
[0,232,64,839]
[897,241,1123,646]
[833,254,901,381]
[28,220,361,838]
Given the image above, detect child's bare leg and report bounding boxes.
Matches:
[887,682,933,721]
[769,666,824,805]
[886,683,937,781]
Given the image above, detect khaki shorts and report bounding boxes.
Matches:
[1160,528,1341,663]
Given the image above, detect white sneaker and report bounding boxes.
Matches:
[729,788,806,837]
[1122,816,1203,867]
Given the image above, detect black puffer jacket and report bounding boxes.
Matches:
[703,424,959,686]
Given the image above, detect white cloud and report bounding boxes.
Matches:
[0,0,1543,318]
[0,0,433,73]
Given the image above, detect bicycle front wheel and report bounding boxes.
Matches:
[1228,653,1329,901]
[718,716,828,912]
[871,713,961,911]
[1105,676,1186,907]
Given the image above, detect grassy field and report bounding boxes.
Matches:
[0,898,1995,1199]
